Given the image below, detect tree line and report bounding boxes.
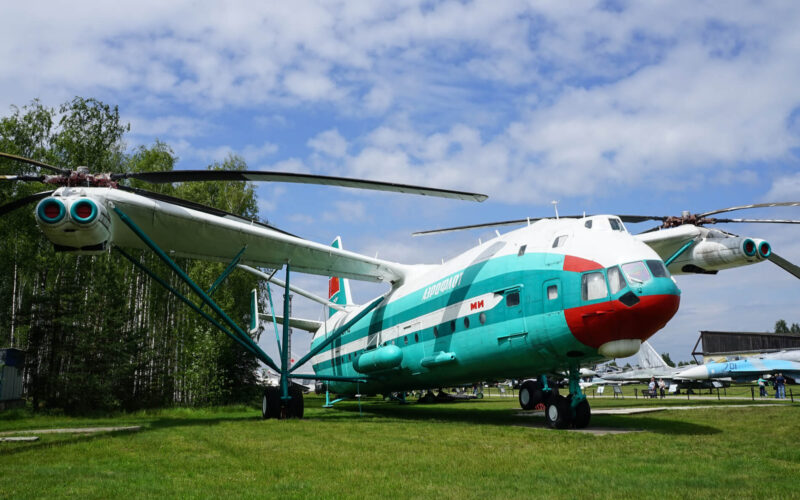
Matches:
[0,98,269,413]
[774,319,800,335]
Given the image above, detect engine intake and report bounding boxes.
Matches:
[69,199,98,224]
[36,198,66,224]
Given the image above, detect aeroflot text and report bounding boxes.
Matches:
[422,272,464,300]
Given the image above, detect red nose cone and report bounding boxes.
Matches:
[565,294,680,349]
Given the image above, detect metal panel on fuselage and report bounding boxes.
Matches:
[312,251,601,394]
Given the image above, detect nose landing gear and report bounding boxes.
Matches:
[540,368,592,430]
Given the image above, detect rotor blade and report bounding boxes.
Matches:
[768,253,800,280]
[708,218,800,224]
[413,214,668,236]
[616,215,669,223]
[0,174,46,182]
[0,190,55,216]
[698,202,800,218]
[0,152,71,175]
[413,217,539,236]
[114,170,488,202]
[115,185,299,237]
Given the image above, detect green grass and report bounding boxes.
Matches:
[1,396,798,499]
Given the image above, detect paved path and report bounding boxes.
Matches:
[0,425,142,436]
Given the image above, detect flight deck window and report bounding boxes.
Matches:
[552,235,567,248]
[646,260,669,278]
[506,291,520,306]
[581,272,608,301]
[607,266,626,294]
[584,220,593,229]
[621,261,651,283]
[609,218,622,231]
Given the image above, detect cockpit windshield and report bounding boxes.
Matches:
[621,261,651,283]
[646,260,669,278]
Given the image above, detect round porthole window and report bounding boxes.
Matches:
[464,317,470,328]
[479,312,486,325]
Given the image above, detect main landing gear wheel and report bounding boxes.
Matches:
[545,395,570,429]
[262,387,280,419]
[519,380,543,410]
[288,386,304,419]
[572,399,591,429]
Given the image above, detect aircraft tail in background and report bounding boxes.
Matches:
[328,236,353,317]
[638,341,670,370]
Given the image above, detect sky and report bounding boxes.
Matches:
[2,1,800,365]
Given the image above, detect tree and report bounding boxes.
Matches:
[791,323,800,335]
[0,98,264,412]
[660,352,675,367]
[775,319,789,333]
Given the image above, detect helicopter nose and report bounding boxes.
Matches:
[565,279,681,357]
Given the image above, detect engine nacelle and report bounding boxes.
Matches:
[35,194,111,253]
[678,236,770,273]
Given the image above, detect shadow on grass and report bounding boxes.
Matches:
[317,399,721,435]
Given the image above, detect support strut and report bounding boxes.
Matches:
[111,205,280,372]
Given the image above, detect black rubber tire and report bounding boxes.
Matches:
[572,399,591,429]
[519,380,543,410]
[288,387,304,419]
[262,387,280,419]
[545,395,570,429]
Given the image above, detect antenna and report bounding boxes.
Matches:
[551,200,559,219]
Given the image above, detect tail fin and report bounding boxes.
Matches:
[328,236,352,317]
[638,341,669,370]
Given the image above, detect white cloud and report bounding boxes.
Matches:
[308,129,348,158]
[766,173,800,200]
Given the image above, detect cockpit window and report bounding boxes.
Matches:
[607,266,626,294]
[608,218,623,231]
[581,272,608,301]
[646,260,669,278]
[552,235,568,248]
[584,220,593,229]
[621,261,651,284]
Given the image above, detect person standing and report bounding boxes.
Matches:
[648,377,657,399]
[758,377,768,398]
[776,373,786,399]
[658,378,666,399]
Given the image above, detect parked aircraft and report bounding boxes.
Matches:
[2,151,799,429]
[676,358,800,382]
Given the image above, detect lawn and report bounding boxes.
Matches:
[1,395,798,499]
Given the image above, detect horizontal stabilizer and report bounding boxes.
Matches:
[259,314,322,333]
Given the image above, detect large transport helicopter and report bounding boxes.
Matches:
[2,151,799,428]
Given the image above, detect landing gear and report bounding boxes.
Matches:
[262,387,280,419]
[262,386,304,419]
[519,380,543,410]
[572,398,591,429]
[540,368,592,429]
[544,395,570,429]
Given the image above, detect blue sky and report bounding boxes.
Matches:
[2,1,800,364]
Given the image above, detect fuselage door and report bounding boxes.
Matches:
[496,286,526,339]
